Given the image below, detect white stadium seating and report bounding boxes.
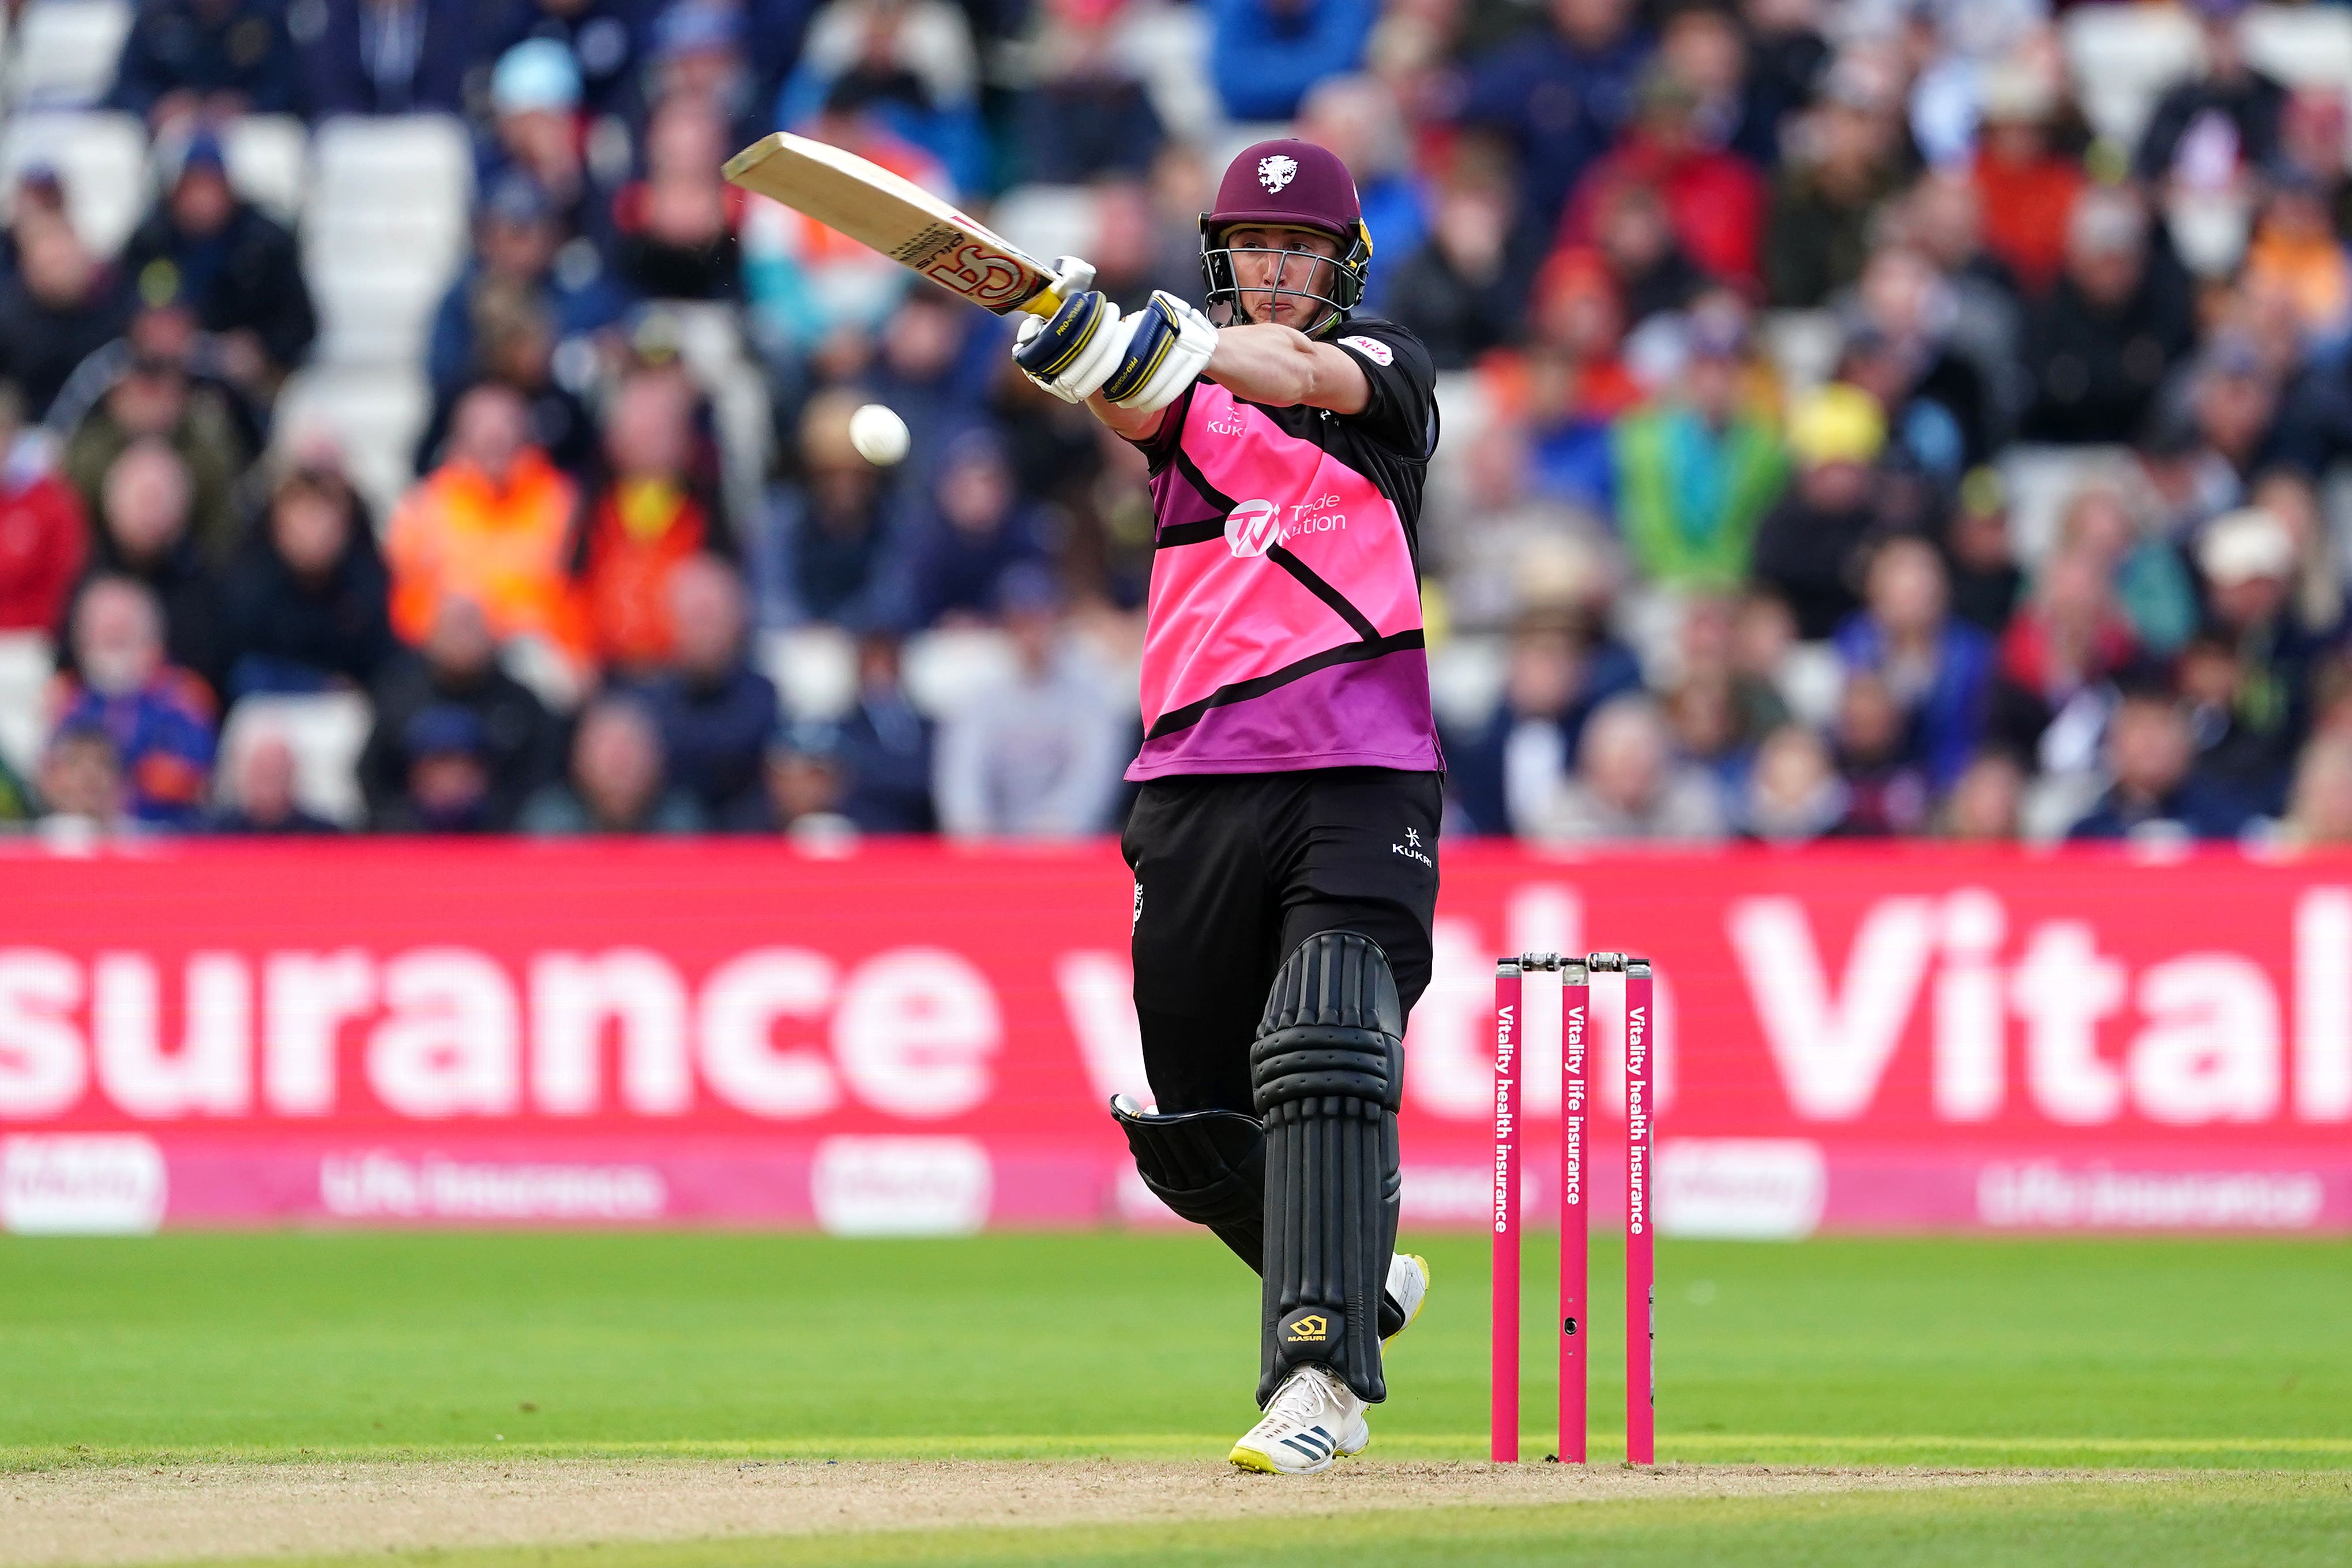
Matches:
[660,302,775,543]
[0,633,55,781]
[2064,5,2352,155]
[903,627,1021,719]
[301,115,474,369]
[272,365,434,527]
[220,114,309,225]
[759,626,858,723]
[214,692,375,828]
[0,110,149,257]
[1,0,133,112]
[990,184,1103,271]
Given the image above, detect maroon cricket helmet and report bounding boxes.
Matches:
[1199,138,1373,336]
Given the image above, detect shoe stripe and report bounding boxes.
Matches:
[1280,1433,1328,1460]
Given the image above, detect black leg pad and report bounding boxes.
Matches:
[1252,930,1405,1406]
[1111,1099,1265,1272]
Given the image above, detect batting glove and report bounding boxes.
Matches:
[1099,290,1219,413]
[1012,257,1127,404]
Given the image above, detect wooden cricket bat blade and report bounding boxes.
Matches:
[723,132,1062,317]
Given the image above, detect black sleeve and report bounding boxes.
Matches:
[1327,318,1437,461]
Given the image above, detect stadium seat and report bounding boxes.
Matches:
[1,0,133,112]
[219,115,308,226]
[1615,584,1694,691]
[1426,370,1493,510]
[2061,4,2201,151]
[0,110,149,258]
[0,632,55,781]
[2242,5,2352,94]
[1115,0,1222,144]
[988,185,1102,273]
[1426,634,1506,734]
[758,626,858,723]
[903,627,1019,719]
[1208,123,1297,190]
[2021,769,2104,845]
[1778,641,1846,731]
[1997,443,2137,569]
[500,636,586,716]
[302,116,473,369]
[272,366,432,527]
[1759,310,1842,398]
[659,303,773,542]
[2321,466,2352,581]
[2062,7,2352,154]
[215,692,373,827]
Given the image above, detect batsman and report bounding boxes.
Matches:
[1010,138,1441,1473]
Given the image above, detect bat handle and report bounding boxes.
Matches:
[1017,256,1089,319]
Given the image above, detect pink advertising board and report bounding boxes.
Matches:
[0,840,2346,1235]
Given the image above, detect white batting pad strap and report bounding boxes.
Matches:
[1109,292,1219,413]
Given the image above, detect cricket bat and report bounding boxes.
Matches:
[723,132,1067,318]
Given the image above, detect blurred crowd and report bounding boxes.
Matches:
[8,0,2352,849]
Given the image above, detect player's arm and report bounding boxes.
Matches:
[1086,389,1167,441]
[1200,324,1369,415]
[1086,322,1368,438]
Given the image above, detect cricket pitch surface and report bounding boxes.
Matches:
[12,1458,2339,1568]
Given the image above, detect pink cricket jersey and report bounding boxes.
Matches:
[1126,318,1442,781]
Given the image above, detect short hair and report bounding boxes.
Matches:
[73,573,166,645]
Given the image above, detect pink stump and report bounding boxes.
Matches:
[1490,961,1522,1463]
[1558,962,1589,1464]
[1624,961,1656,1466]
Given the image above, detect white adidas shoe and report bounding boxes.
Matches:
[1229,1364,1371,1475]
[1385,1252,1430,1343]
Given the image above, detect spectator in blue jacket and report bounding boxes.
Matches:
[427,174,626,406]
[635,556,780,825]
[753,391,900,629]
[478,40,620,252]
[1459,0,1652,231]
[302,0,474,117]
[1442,607,1645,836]
[54,577,217,830]
[834,630,937,832]
[648,0,784,154]
[475,0,648,123]
[2068,685,2258,843]
[1209,0,1376,123]
[882,427,1049,629]
[857,289,1003,483]
[108,0,302,128]
[1833,533,1993,792]
[1016,0,1166,183]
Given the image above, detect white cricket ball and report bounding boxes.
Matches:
[849,403,910,467]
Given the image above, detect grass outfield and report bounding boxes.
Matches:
[1,1231,2347,1468]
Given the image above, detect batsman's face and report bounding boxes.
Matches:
[1228,225,1343,328]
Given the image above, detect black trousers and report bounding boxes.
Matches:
[1121,768,1442,1116]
